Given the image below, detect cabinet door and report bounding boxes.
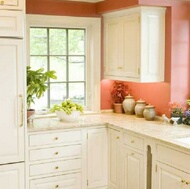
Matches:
[123,148,145,189]
[108,128,121,189]
[0,39,24,164]
[104,17,123,77]
[0,163,24,189]
[87,127,107,189]
[156,162,190,189]
[122,14,140,78]
[0,0,23,10]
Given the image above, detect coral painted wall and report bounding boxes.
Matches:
[26,0,190,116]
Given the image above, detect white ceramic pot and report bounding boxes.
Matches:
[122,95,136,115]
[135,99,146,118]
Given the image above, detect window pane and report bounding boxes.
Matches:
[50,83,67,106]
[30,91,48,110]
[30,56,47,71]
[49,29,66,55]
[30,28,47,55]
[68,29,85,55]
[69,56,85,81]
[50,56,66,82]
[69,83,85,106]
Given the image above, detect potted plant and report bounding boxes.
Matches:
[111,81,128,113]
[27,66,57,117]
[183,99,190,125]
[168,101,185,124]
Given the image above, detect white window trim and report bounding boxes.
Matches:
[26,14,101,113]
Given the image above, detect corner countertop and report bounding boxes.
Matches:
[27,113,190,150]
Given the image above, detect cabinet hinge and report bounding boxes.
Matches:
[87,133,88,139]
[138,68,140,75]
[155,164,157,172]
[87,180,89,186]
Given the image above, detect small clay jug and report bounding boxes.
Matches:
[143,104,156,121]
[135,99,146,118]
[122,94,136,115]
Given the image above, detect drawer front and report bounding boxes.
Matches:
[0,10,23,37]
[29,130,82,147]
[30,159,81,177]
[29,144,82,162]
[123,133,144,151]
[157,145,190,173]
[30,172,81,189]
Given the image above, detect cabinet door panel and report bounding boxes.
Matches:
[0,163,24,189]
[156,162,189,189]
[108,129,121,189]
[87,128,107,188]
[123,148,145,189]
[0,39,24,164]
[0,0,23,10]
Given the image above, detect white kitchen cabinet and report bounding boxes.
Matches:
[123,148,145,189]
[156,162,190,189]
[0,10,24,37]
[0,163,24,189]
[0,0,23,10]
[122,132,145,189]
[28,129,83,189]
[103,6,166,82]
[0,38,24,164]
[87,127,107,189]
[108,128,121,189]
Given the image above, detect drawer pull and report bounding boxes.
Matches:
[186,181,190,185]
[55,166,59,170]
[54,137,59,140]
[181,179,185,183]
[131,153,134,156]
[55,152,59,155]
[131,140,134,143]
[55,185,59,188]
[117,136,120,139]
[0,1,4,5]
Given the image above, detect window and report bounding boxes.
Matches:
[26,15,101,112]
[30,27,86,109]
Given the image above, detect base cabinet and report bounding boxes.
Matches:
[0,163,24,189]
[108,128,121,189]
[87,127,107,189]
[123,148,145,189]
[156,162,190,189]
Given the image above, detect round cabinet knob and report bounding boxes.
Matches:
[55,152,59,155]
[55,166,59,170]
[117,136,120,139]
[131,140,134,143]
[54,137,59,140]
[55,185,59,188]
[181,179,185,183]
[0,1,4,5]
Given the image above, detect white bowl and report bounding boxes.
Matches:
[55,111,80,122]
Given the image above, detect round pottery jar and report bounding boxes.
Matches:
[122,94,136,115]
[143,104,156,121]
[135,99,146,118]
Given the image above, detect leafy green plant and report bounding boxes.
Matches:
[27,66,57,109]
[50,99,83,115]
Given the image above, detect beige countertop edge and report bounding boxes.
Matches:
[27,113,190,151]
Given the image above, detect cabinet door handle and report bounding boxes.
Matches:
[55,166,59,170]
[55,152,59,155]
[186,181,190,185]
[117,136,120,139]
[19,94,23,127]
[54,137,59,140]
[0,1,4,5]
[55,185,59,188]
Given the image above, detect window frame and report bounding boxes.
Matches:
[26,14,101,112]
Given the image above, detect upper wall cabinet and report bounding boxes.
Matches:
[0,0,23,10]
[103,6,166,83]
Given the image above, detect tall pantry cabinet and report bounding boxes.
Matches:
[0,0,25,189]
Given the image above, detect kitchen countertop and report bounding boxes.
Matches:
[28,113,190,150]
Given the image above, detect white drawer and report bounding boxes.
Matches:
[157,144,190,173]
[30,172,81,189]
[123,132,144,151]
[29,130,82,147]
[0,10,23,37]
[29,144,82,162]
[30,159,81,177]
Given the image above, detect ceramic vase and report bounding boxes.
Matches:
[122,95,136,115]
[135,99,146,118]
[113,103,123,114]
